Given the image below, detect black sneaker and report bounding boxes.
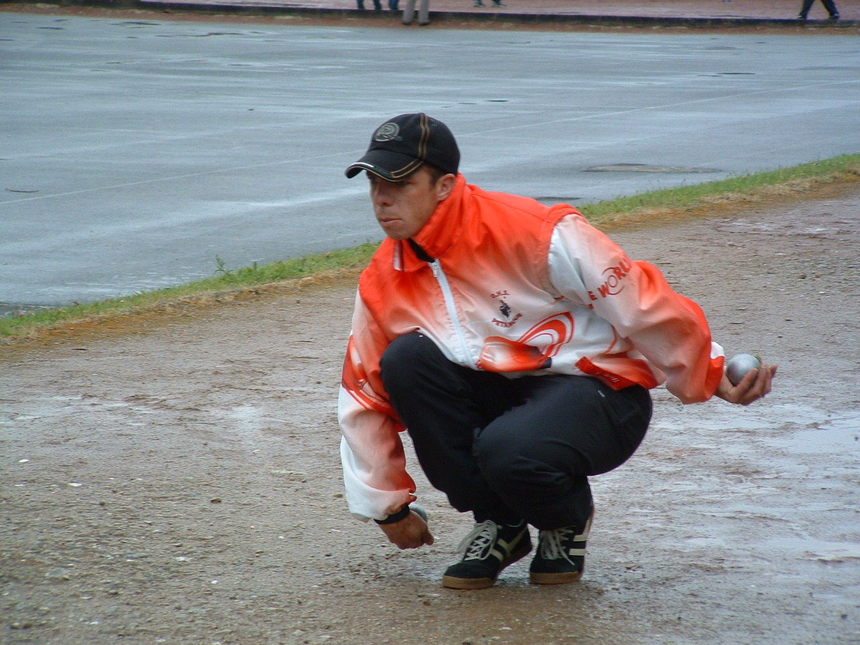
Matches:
[442,520,531,590]
[529,512,593,585]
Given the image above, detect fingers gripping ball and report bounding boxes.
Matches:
[726,353,762,386]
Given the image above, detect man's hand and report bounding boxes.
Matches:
[378,509,435,549]
[715,362,777,405]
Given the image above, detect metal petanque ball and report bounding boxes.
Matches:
[726,353,762,386]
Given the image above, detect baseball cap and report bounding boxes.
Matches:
[345,113,460,181]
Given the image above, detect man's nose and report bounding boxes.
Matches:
[373,182,394,205]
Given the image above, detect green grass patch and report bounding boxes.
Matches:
[580,153,860,225]
[0,242,378,341]
[2,154,858,342]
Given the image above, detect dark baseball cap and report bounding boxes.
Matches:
[345,113,460,181]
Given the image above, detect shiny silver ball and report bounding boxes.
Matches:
[410,504,428,522]
[726,353,762,386]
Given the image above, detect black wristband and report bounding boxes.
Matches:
[374,505,411,525]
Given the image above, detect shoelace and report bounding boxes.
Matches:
[457,521,498,561]
[539,527,578,560]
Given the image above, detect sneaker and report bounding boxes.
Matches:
[442,520,531,590]
[529,512,593,585]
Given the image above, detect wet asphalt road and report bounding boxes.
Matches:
[1,13,859,311]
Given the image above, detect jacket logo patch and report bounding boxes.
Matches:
[588,257,633,301]
[491,289,522,328]
[478,313,575,372]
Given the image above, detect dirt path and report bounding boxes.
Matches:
[2,185,859,644]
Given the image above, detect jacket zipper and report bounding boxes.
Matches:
[429,260,476,369]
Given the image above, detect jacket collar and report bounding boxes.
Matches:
[397,173,470,269]
[415,172,469,258]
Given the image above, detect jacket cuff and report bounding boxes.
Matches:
[374,505,410,525]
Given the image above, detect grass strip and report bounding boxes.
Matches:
[582,153,860,227]
[2,154,858,342]
[0,243,378,341]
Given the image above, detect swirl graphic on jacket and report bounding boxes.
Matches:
[477,313,574,372]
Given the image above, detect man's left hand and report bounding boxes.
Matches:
[715,363,777,406]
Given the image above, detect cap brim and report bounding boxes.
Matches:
[344,149,423,181]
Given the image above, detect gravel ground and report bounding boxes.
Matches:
[2,180,859,644]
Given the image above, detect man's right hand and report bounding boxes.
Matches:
[378,509,435,549]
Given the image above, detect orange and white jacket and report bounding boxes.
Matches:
[339,174,724,521]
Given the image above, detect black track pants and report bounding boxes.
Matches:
[380,332,653,531]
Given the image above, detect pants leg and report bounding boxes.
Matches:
[475,373,651,529]
[418,0,430,23]
[799,0,815,17]
[381,332,652,530]
[381,333,523,524]
[402,0,416,23]
[821,0,839,16]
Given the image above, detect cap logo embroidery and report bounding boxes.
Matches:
[374,122,401,142]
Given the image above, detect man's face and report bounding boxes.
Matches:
[369,167,453,240]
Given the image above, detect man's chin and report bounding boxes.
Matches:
[379,221,408,240]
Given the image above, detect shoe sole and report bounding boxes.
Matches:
[441,574,497,590]
[529,569,583,585]
[529,511,592,585]
[441,538,532,590]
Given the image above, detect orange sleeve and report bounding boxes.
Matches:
[338,291,416,520]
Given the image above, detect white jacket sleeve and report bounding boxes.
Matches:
[338,292,417,521]
[548,214,724,403]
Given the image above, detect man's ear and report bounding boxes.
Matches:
[436,173,457,201]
